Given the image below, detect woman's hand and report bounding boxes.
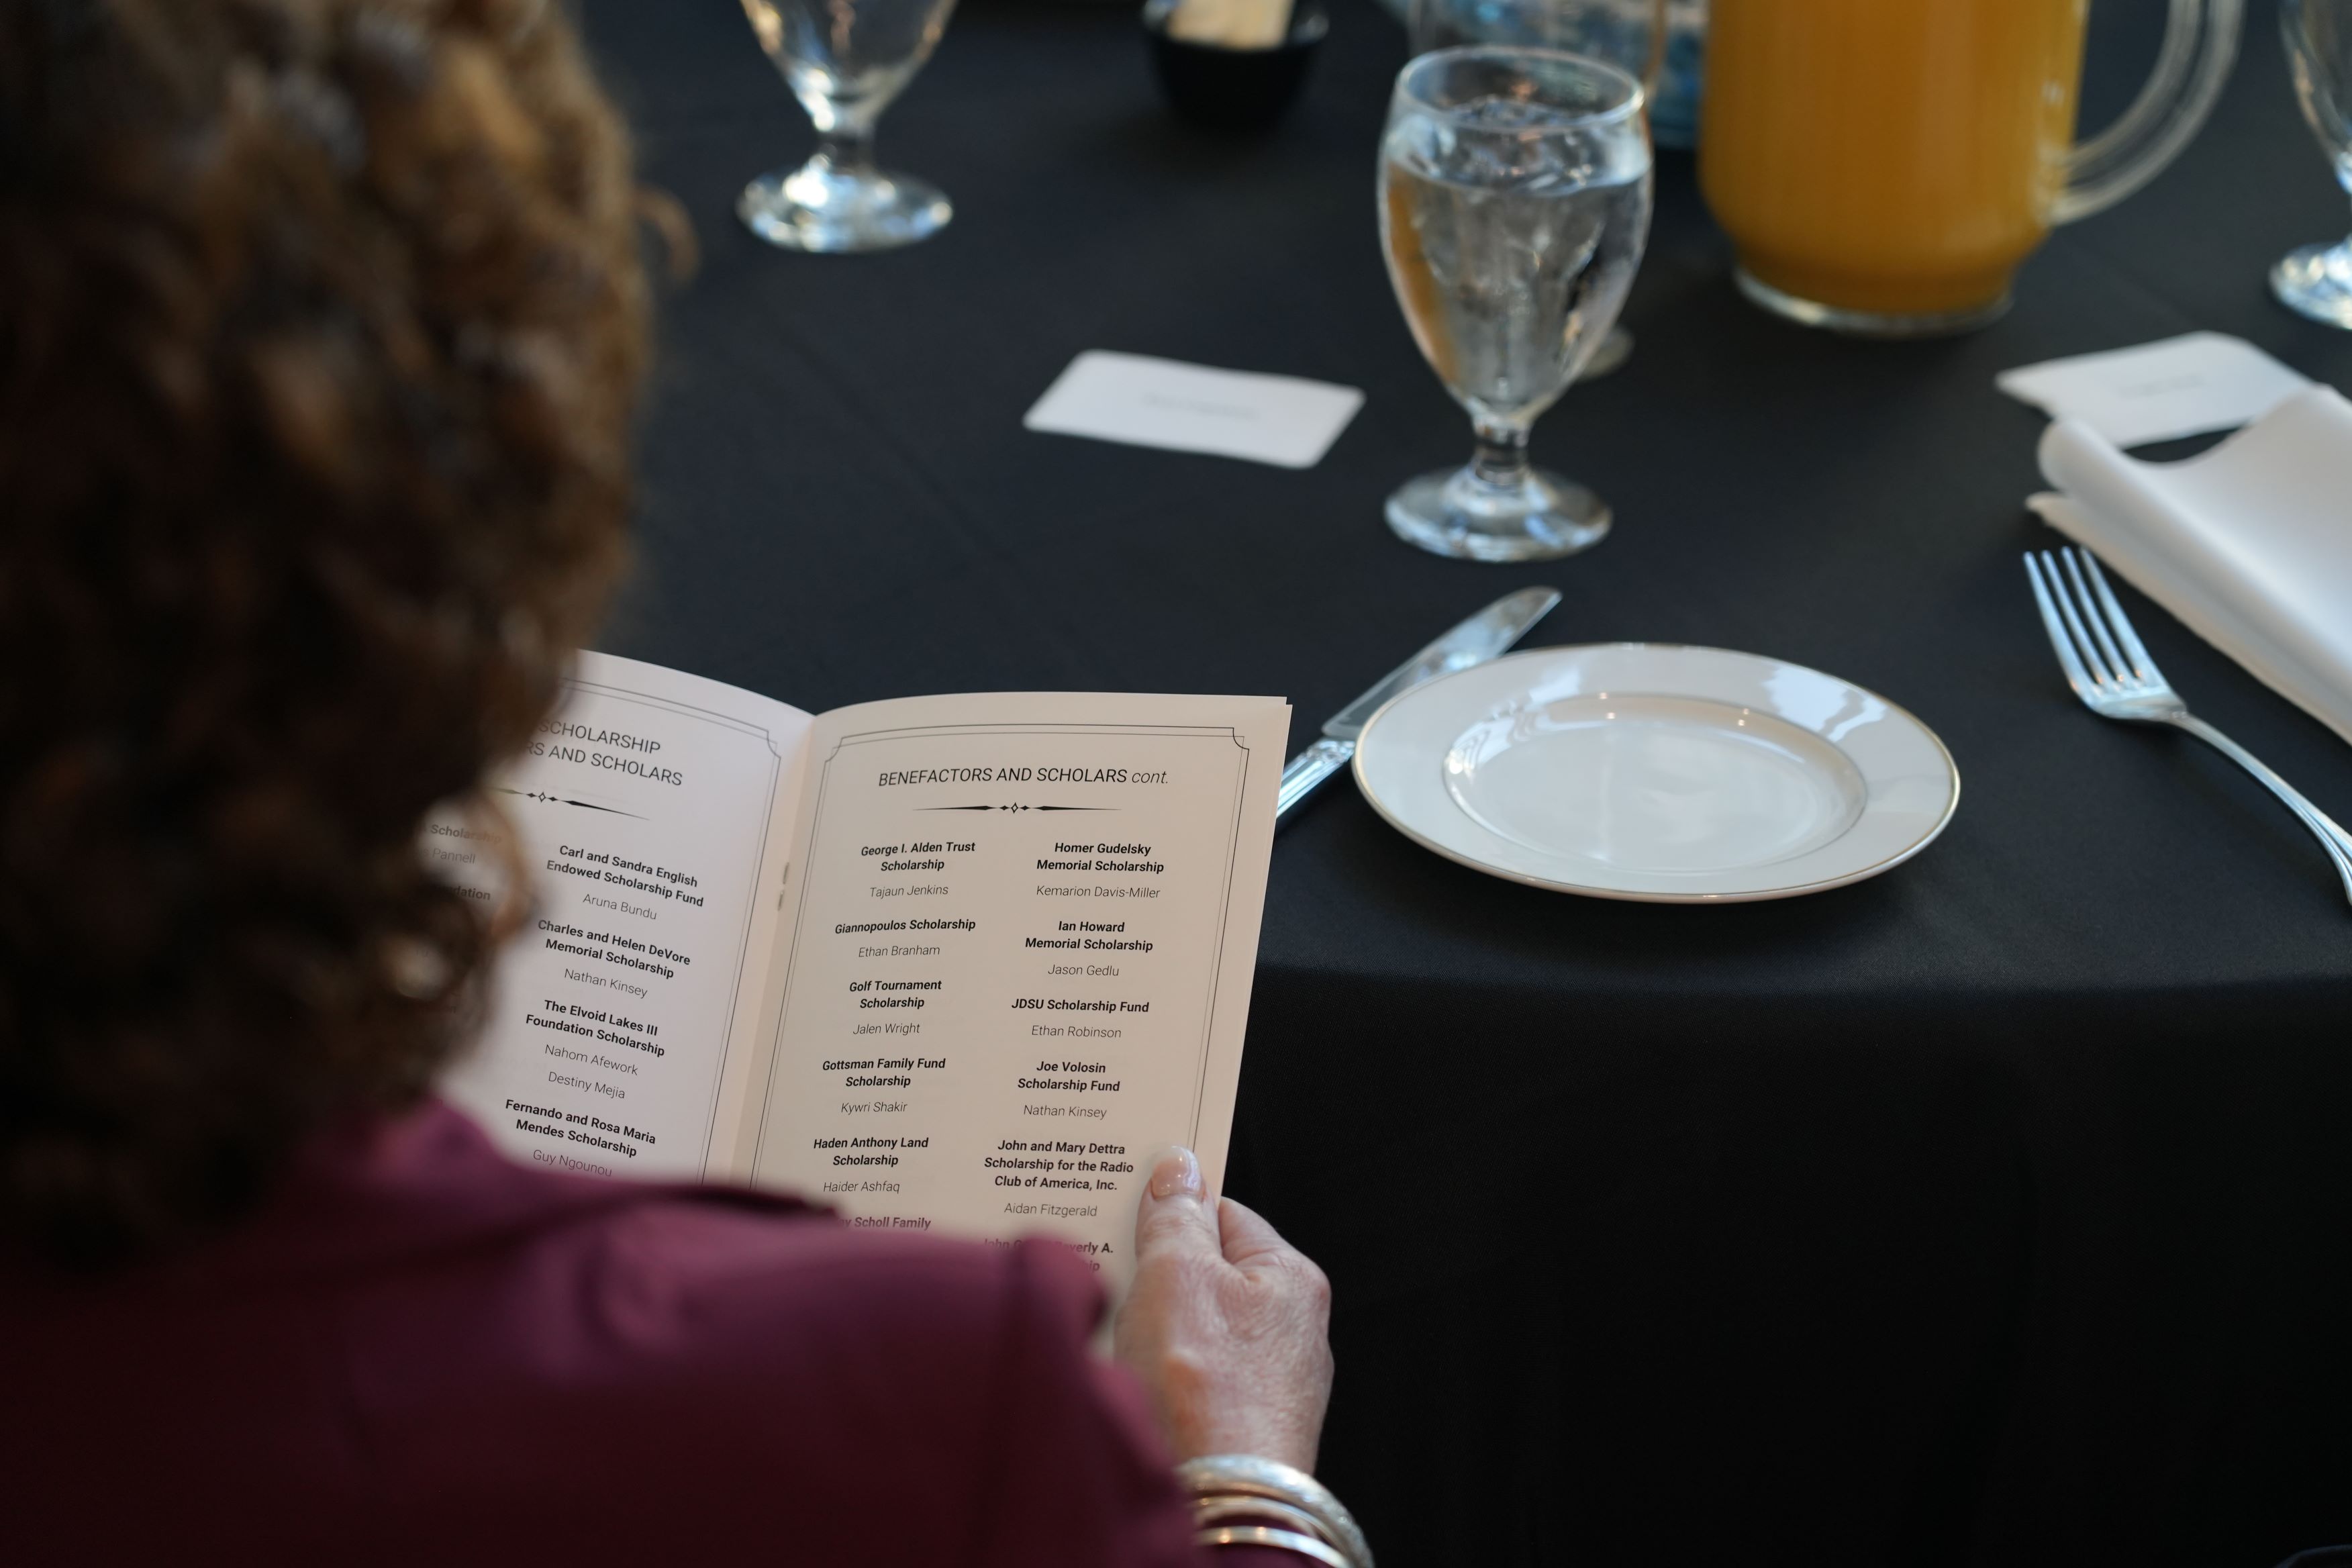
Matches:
[1112,1146,1334,1473]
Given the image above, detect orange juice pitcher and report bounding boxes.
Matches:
[1700,0,2241,336]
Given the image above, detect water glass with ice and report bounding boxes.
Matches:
[1405,0,1667,383]
[1379,48,1653,562]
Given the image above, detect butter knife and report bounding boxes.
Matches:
[1276,586,1561,821]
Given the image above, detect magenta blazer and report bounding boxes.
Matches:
[0,1101,1289,1565]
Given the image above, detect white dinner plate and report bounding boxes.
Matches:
[1351,644,1959,903]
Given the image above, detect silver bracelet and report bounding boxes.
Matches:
[1177,1455,1374,1568]
[1194,1496,1328,1539]
[1199,1525,1352,1567]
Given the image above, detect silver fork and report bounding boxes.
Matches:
[2025,546,2352,906]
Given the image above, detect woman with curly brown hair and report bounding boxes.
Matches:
[0,2,1343,1563]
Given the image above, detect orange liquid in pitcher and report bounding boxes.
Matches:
[1700,0,2088,320]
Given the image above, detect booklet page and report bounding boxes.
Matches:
[744,692,1287,1294]
[436,652,809,1181]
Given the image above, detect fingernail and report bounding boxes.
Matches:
[1149,1146,1203,1201]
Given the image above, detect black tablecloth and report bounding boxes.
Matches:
[579,3,2352,1561]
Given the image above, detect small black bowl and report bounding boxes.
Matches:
[1142,0,1328,133]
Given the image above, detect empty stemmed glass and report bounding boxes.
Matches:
[738,0,959,253]
[2273,0,2352,328]
[1378,47,1654,562]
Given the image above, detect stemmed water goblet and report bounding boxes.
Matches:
[738,0,959,253]
[1378,46,1654,562]
[1405,0,1665,380]
[2273,0,2352,328]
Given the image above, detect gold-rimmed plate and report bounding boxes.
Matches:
[1352,644,1959,902]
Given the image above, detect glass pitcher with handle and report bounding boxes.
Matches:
[1700,0,2242,336]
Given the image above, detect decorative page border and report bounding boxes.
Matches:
[534,677,785,1176]
[752,722,1253,1177]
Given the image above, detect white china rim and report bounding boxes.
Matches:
[1351,642,1961,904]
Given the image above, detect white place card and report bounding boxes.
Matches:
[1024,350,1365,470]
[1997,332,2312,448]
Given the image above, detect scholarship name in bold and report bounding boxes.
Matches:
[988,1138,1135,1193]
[524,996,667,1057]
[1017,1057,1122,1092]
[859,839,974,872]
[810,1134,930,1167]
[1025,917,1152,954]
[1037,841,1164,874]
[528,718,686,784]
[849,977,942,1010]
[504,1097,658,1160]
[822,1053,948,1088]
[535,916,693,979]
[1011,997,1150,1015]
[544,845,707,908]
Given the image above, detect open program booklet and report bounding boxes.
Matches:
[432,653,1287,1294]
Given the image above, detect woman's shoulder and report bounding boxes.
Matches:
[315,1099,1115,1414]
[337,1106,1182,1561]
[2,1101,1190,1565]
[524,1153,1116,1397]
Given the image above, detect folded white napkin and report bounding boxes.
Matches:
[2028,385,2352,747]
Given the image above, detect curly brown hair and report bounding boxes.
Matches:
[0,0,648,1266]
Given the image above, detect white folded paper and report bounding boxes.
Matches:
[1998,332,2313,448]
[1025,350,1364,469]
[2029,385,2352,746]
